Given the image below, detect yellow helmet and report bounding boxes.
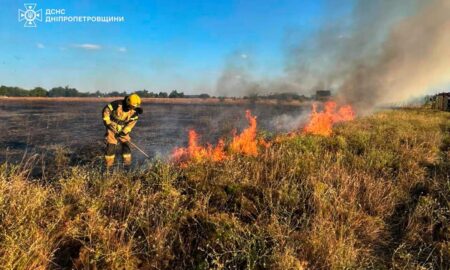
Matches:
[126,93,141,108]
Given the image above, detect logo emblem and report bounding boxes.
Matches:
[18,3,42,27]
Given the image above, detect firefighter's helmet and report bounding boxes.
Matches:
[126,93,141,108]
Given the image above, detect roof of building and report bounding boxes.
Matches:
[316,90,331,96]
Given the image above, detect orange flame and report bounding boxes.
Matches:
[171,130,227,165]
[172,110,266,165]
[209,139,227,162]
[172,103,355,166]
[230,110,258,156]
[303,101,355,136]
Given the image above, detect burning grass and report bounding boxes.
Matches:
[172,102,353,166]
[0,108,449,269]
[172,110,267,165]
[302,101,355,136]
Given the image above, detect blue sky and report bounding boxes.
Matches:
[0,0,352,94]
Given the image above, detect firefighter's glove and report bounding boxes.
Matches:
[117,131,128,138]
[135,107,143,114]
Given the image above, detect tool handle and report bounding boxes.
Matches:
[111,130,150,158]
[129,141,150,158]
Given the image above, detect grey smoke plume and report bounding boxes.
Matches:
[215,0,450,112]
[337,0,450,111]
[270,112,310,132]
[215,51,262,97]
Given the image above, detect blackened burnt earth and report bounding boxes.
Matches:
[0,99,306,165]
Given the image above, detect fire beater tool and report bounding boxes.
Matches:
[111,129,151,159]
[128,140,150,159]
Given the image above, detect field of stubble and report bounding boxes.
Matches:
[0,103,449,269]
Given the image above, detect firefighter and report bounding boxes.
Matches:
[102,93,143,169]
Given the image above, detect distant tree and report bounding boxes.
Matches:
[134,90,161,98]
[107,91,118,97]
[135,90,150,97]
[48,86,81,97]
[29,87,48,97]
[158,92,168,98]
[169,90,184,98]
[198,93,210,99]
[0,85,29,96]
[0,86,7,96]
[93,90,103,97]
[107,91,128,97]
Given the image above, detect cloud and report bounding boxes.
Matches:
[118,47,127,53]
[36,43,44,49]
[73,43,102,50]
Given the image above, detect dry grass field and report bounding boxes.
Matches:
[0,108,449,269]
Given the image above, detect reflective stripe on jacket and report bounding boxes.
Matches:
[102,100,139,134]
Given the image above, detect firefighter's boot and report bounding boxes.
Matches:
[122,153,131,171]
[105,154,115,172]
[105,143,116,171]
[122,142,132,171]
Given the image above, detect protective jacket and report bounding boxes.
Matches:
[102,100,139,144]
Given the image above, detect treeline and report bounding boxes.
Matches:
[0,86,210,98]
[0,86,110,97]
[0,85,312,101]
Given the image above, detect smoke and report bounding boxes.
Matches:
[270,112,309,132]
[215,51,262,97]
[337,0,450,112]
[215,0,450,112]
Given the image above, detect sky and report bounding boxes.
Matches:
[0,0,357,94]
